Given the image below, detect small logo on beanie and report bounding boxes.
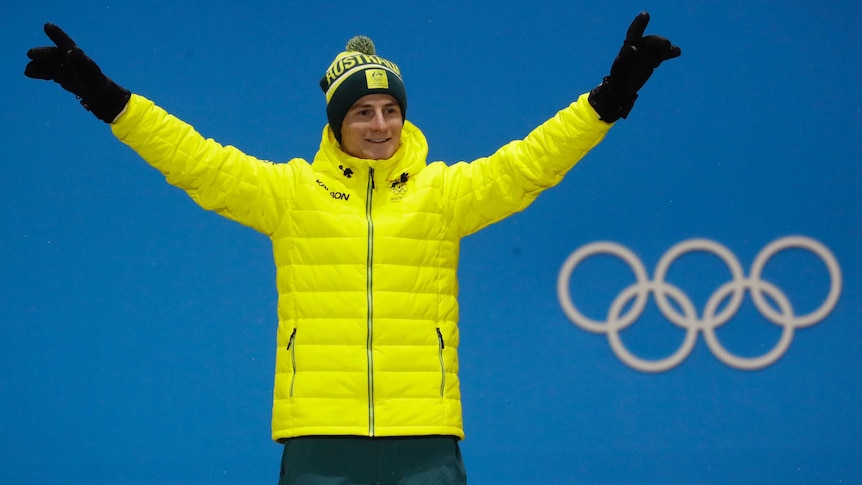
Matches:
[366,69,389,89]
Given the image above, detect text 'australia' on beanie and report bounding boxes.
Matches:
[319,36,407,143]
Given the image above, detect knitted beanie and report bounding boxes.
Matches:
[319,36,407,142]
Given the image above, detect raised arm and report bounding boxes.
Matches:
[444,12,681,236]
[25,24,291,236]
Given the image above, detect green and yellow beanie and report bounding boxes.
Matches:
[319,36,407,142]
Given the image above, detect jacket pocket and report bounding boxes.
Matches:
[287,328,297,397]
[436,327,445,398]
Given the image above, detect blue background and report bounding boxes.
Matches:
[2,0,860,483]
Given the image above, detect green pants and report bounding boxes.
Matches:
[279,436,467,485]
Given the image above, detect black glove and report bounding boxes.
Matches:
[589,12,681,122]
[25,23,130,123]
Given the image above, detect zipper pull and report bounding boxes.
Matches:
[369,168,375,190]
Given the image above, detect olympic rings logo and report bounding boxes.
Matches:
[557,236,841,372]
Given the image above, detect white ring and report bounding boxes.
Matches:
[557,242,649,334]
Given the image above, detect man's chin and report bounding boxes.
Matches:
[362,144,396,160]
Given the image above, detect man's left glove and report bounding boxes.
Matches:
[589,12,681,123]
[25,23,130,123]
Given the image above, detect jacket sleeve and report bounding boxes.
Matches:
[110,94,290,236]
[443,93,611,237]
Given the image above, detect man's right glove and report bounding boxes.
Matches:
[25,23,130,124]
[589,12,681,123]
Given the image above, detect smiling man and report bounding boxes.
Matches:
[339,94,404,160]
[25,14,680,484]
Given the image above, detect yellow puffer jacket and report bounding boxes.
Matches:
[111,93,610,441]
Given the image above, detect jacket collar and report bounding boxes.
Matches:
[312,120,429,187]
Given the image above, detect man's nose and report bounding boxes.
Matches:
[369,110,387,130]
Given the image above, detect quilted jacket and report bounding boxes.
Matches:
[111,92,611,441]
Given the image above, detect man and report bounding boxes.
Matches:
[25,13,680,484]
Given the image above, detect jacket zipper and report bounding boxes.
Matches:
[365,168,376,436]
[287,328,297,397]
[436,327,446,398]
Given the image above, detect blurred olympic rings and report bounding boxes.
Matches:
[556,236,841,372]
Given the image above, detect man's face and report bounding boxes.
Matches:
[340,94,403,160]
